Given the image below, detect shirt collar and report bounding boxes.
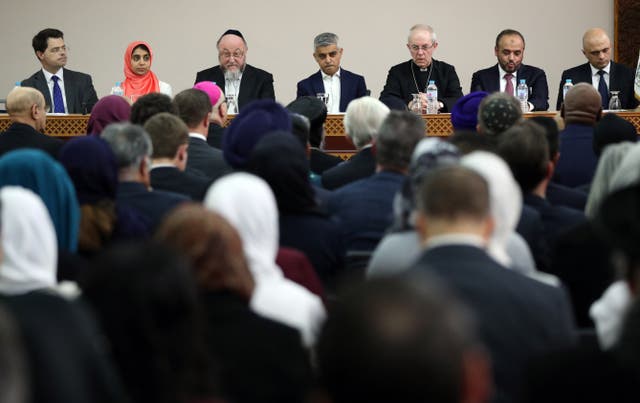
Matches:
[321,68,341,80]
[424,233,487,251]
[189,132,207,142]
[590,62,611,76]
[497,64,517,79]
[42,67,64,82]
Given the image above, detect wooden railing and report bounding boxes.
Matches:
[2,111,640,160]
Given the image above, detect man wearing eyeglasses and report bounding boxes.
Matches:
[555,27,638,110]
[194,29,275,114]
[470,29,549,111]
[21,28,98,114]
[380,24,463,112]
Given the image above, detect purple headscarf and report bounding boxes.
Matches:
[86,95,131,135]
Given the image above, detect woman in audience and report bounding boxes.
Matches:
[121,41,172,102]
[246,132,344,292]
[80,241,220,403]
[0,186,128,403]
[86,95,131,136]
[205,172,326,347]
[59,136,150,257]
[156,204,313,403]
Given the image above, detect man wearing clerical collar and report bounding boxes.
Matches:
[379,24,463,112]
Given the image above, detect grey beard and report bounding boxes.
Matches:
[224,70,241,81]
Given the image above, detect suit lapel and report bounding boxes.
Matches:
[34,71,53,107]
[238,65,255,110]
[339,70,351,111]
[487,65,500,92]
[311,71,324,96]
[63,69,77,113]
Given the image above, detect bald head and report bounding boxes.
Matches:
[5,87,47,131]
[582,28,611,70]
[562,83,602,125]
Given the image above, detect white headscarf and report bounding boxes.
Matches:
[0,187,58,295]
[586,142,635,218]
[204,172,326,346]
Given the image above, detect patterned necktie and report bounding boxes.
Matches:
[504,73,514,96]
[597,70,609,109]
[52,75,65,113]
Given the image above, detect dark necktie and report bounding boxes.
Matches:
[52,75,65,113]
[597,70,609,109]
[504,73,514,96]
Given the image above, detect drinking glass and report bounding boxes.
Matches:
[316,92,329,106]
[608,91,622,110]
[410,93,423,114]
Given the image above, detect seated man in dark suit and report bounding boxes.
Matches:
[194,29,274,114]
[173,88,230,181]
[327,111,424,257]
[380,24,463,112]
[321,97,390,190]
[296,32,367,113]
[411,165,576,403]
[21,28,98,114]
[470,29,549,111]
[556,28,639,110]
[143,113,212,201]
[101,123,189,231]
[0,87,62,158]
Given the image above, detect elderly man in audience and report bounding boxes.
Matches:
[0,87,62,158]
[101,123,188,231]
[411,165,576,403]
[321,96,390,190]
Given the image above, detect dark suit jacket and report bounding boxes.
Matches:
[296,68,367,112]
[21,68,99,114]
[0,122,63,158]
[412,244,576,403]
[470,64,550,111]
[194,64,275,112]
[524,193,586,250]
[321,146,376,190]
[379,59,463,112]
[150,166,211,201]
[310,148,342,174]
[115,181,188,231]
[556,61,639,110]
[554,123,599,188]
[186,136,230,181]
[547,181,588,210]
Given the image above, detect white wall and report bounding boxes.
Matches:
[0,0,613,111]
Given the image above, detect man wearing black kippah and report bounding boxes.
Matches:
[194,29,275,113]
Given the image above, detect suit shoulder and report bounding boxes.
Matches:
[21,70,43,85]
[341,68,365,80]
[522,64,546,75]
[246,64,273,79]
[472,65,497,76]
[63,68,92,79]
[433,59,458,71]
[195,66,220,79]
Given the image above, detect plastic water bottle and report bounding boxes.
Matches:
[110,82,124,96]
[562,79,573,100]
[426,80,438,114]
[14,81,21,90]
[516,79,529,112]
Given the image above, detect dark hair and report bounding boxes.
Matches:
[376,111,425,170]
[317,274,476,403]
[418,165,490,221]
[81,241,217,403]
[132,43,150,55]
[498,120,549,193]
[448,130,495,155]
[495,29,525,48]
[173,89,212,129]
[130,93,177,125]
[32,28,63,53]
[530,116,560,159]
[289,113,311,149]
[286,96,327,147]
[143,112,189,159]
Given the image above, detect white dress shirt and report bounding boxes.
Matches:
[42,67,68,113]
[225,73,242,114]
[590,62,611,89]
[321,68,341,114]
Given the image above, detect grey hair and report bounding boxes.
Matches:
[101,123,153,169]
[408,24,438,43]
[314,32,339,50]
[344,97,390,149]
[376,111,426,170]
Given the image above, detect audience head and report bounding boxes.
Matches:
[86,95,131,135]
[448,131,494,154]
[286,96,328,147]
[582,28,611,70]
[5,87,47,131]
[289,113,312,150]
[313,32,343,76]
[32,28,66,72]
[376,110,425,171]
[407,24,438,69]
[0,186,57,295]
[192,81,227,126]
[101,123,153,184]
[343,96,390,149]
[174,88,212,130]
[498,120,549,194]
[561,83,602,126]
[494,29,526,74]
[451,91,489,132]
[222,99,292,168]
[317,275,489,403]
[144,112,189,170]
[217,29,247,74]
[155,204,255,301]
[130,93,177,125]
[593,113,637,156]
[0,149,79,252]
[477,92,522,141]
[530,116,560,162]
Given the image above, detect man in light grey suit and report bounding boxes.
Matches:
[21,28,98,114]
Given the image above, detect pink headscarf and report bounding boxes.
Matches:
[122,41,160,102]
